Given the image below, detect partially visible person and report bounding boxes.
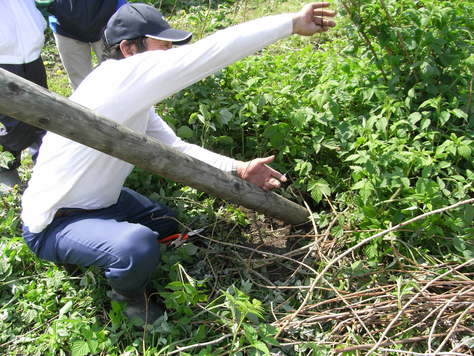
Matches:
[21,2,336,325]
[0,0,48,191]
[48,0,127,90]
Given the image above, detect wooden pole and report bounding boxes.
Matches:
[0,69,309,225]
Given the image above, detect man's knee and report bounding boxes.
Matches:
[105,224,160,294]
[114,224,160,271]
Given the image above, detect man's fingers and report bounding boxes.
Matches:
[313,9,337,18]
[263,177,281,191]
[262,163,287,183]
[258,155,275,165]
[269,177,281,188]
[269,169,287,182]
[314,17,336,28]
[309,2,331,9]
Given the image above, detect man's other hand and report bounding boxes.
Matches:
[235,156,287,191]
[292,2,336,36]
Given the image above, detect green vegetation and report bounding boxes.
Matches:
[1,0,473,354]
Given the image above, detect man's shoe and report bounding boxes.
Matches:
[0,169,20,193]
[107,289,164,325]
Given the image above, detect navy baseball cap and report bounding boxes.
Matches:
[104,3,192,46]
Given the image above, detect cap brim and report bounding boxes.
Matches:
[146,29,192,45]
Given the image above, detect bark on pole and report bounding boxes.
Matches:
[0,69,309,225]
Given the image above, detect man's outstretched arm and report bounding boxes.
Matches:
[96,3,337,119]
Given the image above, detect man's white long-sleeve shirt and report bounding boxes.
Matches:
[0,0,46,64]
[22,14,293,233]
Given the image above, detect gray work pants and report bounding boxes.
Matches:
[54,32,104,90]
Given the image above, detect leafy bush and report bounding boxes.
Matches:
[157,0,473,259]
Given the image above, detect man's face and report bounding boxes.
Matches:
[119,37,173,58]
[145,38,172,51]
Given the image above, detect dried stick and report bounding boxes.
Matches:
[377,348,470,356]
[324,278,378,344]
[428,286,474,352]
[367,258,474,355]
[203,236,319,274]
[434,301,474,354]
[391,303,444,339]
[168,333,232,355]
[450,335,474,353]
[0,314,58,348]
[283,211,336,283]
[335,329,467,353]
[276,198,474,338]
[205,254,220,299]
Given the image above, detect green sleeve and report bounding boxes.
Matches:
[35,0,54,21]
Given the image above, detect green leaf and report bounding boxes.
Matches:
[352,179,367,190]
[420,61,440,78]
[419,99,436,109]
[246,77,259,87]
[243,324,258,344]
[59,301,73,316]
[246,102,258,115]
[452,237,466,254]
[345,154,360,162]
[219,109,233,125]
[295,160,312,175]
[86,340,99,354]
[310,91,327,109]
[464,205,474,225]
[408,112,422,125]
[71,341,90,356]
[309,179,331,203]
[458,145,472,159]
[465,54,474,70]
[263,123,290,148]
[254,341,270,355]
[0,151,15,169]
[451,108,467,119]
[291,107,314,129]
[350,260,370,276]
[376,116,388,132]
[177,125,194,139]
[439,111,450,125]
[313,142,321,154]
[420,118,431,130]
[181,243,199,257]
[352,178,375,203]
[401,177,410,188]
[216,135,234,146]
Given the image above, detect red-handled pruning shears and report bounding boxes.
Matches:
[159,228,205,248]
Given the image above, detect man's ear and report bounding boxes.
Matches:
[119,40,136,58]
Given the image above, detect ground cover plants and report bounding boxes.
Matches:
[0,0,472,354]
